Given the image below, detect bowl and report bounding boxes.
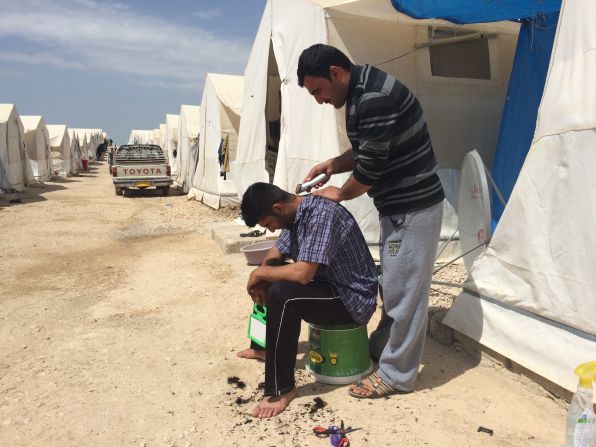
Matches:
[240,240,276,265]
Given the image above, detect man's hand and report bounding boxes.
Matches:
[312,186,343,202]
[247,267,262,296]
[247,268,273,306]
[249,280,271,306]
[303,160,333,186]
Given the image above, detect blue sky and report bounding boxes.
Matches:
[0,0,265,144]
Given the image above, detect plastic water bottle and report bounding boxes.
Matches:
[565,361,596,447]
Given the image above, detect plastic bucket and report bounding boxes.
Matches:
[306,323,372,385]
[81,159,89,171]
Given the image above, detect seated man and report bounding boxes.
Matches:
[240,182,378,418]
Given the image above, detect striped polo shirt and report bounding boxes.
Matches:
[346,64,445,216]
[275,195,378,324]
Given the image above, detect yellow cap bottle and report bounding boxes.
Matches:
[575,361,596,388]
[566,361,596,447]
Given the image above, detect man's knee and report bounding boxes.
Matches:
[267,280,294,304]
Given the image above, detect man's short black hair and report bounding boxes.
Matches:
[297,44,353,87]
[241,182,293,227]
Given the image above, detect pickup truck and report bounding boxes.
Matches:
[111,144,172,196]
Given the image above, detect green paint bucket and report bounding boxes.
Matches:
[306,323,372,385]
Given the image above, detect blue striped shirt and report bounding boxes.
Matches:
[275,195,378,324]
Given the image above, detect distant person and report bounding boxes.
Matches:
[239,182,377,418]
[297,44,444,398]
[96,141,107,160]
[108,145,116,174]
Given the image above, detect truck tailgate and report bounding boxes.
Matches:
[116,165,168,177]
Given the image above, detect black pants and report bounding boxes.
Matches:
[257,280,356,396]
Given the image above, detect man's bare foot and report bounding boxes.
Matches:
[236,348,266,361]
[249,388,297,418]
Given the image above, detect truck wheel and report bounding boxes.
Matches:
[115,187,123,196]
[161,186,170,196]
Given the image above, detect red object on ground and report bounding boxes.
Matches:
[81,159,89,171]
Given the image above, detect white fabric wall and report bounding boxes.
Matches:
[21,116,53,181]
[0,104,29,192]
[176,105,201,193]
[47,125,71,176]
[444,0,596,391]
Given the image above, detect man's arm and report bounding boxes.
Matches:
[247,261,318,298]
[260,245,285,266]
[312,174,371,202]
[330,150,356,175]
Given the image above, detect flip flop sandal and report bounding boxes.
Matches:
[348,371,406,399]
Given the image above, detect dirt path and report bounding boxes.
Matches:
[0,161,567,446]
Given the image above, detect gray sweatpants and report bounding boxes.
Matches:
[369,201,443,392]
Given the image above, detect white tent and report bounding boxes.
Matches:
[444,0,596,392]
[67,129,82,174]
[175,105,201,194]
[164,114,180,176]
[190,73,243,209]
[47,125,71,176]
[233,0,518,243]
[0,104,30,192]
[128,130,154,145]
[21,115,54,182]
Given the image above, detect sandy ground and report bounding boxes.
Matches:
[0,160,568,447]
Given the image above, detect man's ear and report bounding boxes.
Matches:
[271,203,284,214]
[329,65,340,80]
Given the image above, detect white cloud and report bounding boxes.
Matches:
[0,0,250,86]
[0,51,87,70]
[192,8,223,20]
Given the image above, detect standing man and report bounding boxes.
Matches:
[108,144,116,174]
[240,182,377,417]
[297,44,444,398]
